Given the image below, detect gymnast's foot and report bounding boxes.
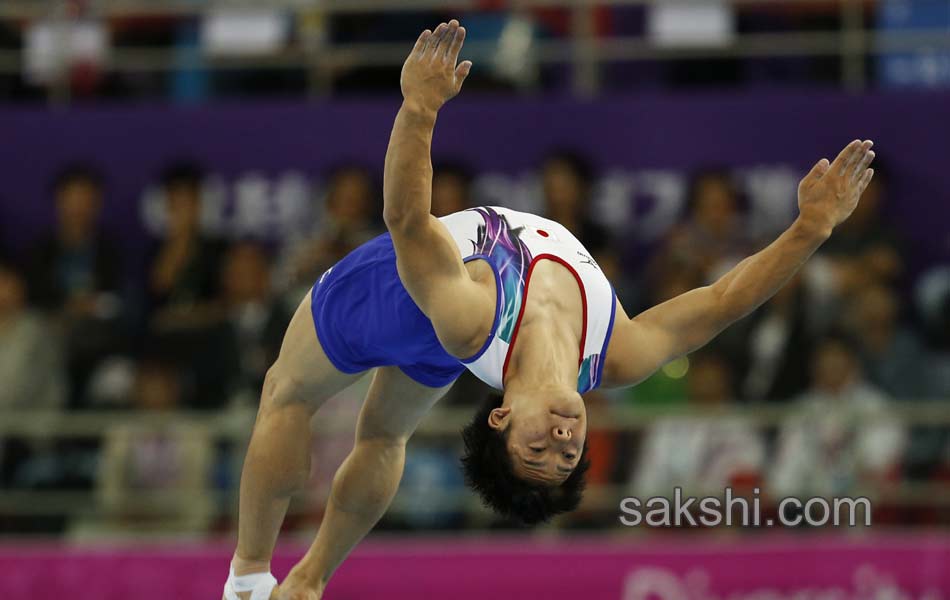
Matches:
[269,568,325,600]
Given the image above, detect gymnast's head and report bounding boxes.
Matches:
[460,391,590,525]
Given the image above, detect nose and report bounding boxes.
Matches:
[552,426,572,441]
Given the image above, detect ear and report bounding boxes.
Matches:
[487,407,511,431]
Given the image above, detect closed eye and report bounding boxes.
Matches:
[530,446,545,454]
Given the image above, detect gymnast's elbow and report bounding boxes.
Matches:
[383,202,427,234]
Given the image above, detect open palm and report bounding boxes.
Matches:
[400,20,472,114]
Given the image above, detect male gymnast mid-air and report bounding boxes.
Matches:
[223,19,876,600]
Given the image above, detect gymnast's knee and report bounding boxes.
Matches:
[258,361,314,418]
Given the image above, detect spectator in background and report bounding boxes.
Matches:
[800,167,905,336]
[220,242,289,399]
[0,259,66,411]
[430,162,473,217]
[279,165,383,301]
[820,165,903,289]
[844,284,930,399]
[540,150,610,249]
[148,162,224,317]
[742,273,815,402]
[770,335,905,499]
[645,169,756,379]
[913,269,950,397]
[631,353,764,496]
[658,169,752,283]
[94,361,214,534]
[147,162,233,409]
[24,164,124,407]
[930,293,950,396]
[0,263,66,532]
[624,260,703,406]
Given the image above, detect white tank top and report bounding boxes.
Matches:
[440,206,617,393]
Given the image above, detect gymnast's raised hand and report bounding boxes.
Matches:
[399,19,472,116]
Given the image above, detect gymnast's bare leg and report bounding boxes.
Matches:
[225,294,450,600]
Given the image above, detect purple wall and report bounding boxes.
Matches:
[1,91,948,268]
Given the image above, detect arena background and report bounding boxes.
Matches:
[1,1,949,599]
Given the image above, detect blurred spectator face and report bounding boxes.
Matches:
[0,265,26,318]
[687,355,733,406]
[134,364,181,411]
[56,176,102,241]
[222,243,271,304]
[326,168,374,226]
[431,170,470,217]
[165,181,202,237]
[690,174,738,237]
[542,158,588,218]
[811,339,859,394]
[849,285,899,350]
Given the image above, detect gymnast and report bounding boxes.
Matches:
[223,19,876,600]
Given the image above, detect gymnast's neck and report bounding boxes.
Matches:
[504,312,581,397]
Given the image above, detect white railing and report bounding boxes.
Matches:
[1,401,949,521]
[1,0,948,103]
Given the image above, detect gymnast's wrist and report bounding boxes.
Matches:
[400,99,439,122]
[791,214,833,242]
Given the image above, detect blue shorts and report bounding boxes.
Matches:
[310,233,467,388]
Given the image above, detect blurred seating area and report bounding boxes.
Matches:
[0,146,948,537]
[0,0,949,103]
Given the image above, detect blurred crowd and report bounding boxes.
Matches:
[2,1,947,103]
[1,151,948,537]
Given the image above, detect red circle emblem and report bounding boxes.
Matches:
[537,229,549,237]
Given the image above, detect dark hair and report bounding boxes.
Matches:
[52,163,103,195]
[432,161,474,211]
[685,167,742,213]
[160,161,205,191]
[460,395,590,526]
[543,150,595,190]
[433,161,474,186]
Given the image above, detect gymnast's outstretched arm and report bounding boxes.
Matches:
[603,139,876,387]
[382,20,494,360]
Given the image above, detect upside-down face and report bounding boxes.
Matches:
[488,389,588,485]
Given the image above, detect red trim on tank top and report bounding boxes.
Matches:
[501,254,588,386]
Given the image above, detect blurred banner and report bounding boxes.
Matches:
[1,92,948,269]
[1,536,948,599]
